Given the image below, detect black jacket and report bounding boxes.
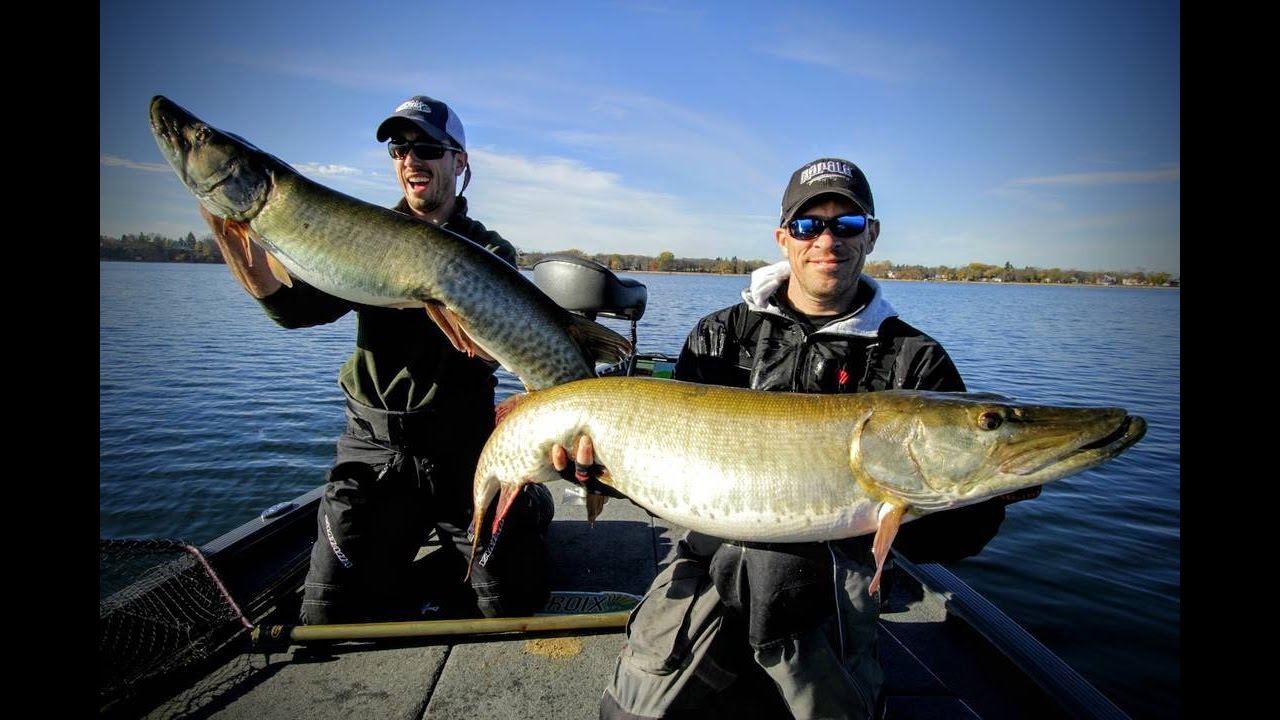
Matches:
[257,196,516,415]
[673,265,1004,563]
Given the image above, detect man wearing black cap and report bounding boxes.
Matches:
[206,94,554,625]
[565,158,1021,718]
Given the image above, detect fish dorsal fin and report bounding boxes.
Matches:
[424,301,496,362]
[565,315,633,367]
[585,464,616,525]
[586,493,610,525]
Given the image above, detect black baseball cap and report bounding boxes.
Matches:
[779,158,874,225]
[375,95,466,150]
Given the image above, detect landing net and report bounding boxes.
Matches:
[99,538,253,715]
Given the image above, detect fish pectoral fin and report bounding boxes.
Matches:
[201,207,255,263]
[494,392,530,426]
[243,225,292,287]
[239,229,254,266]
[198,207,283,297]
[424,302,466,352]
[566,315,633,366]
[868,504,907,597]
[263,251,293,288]
[424,301,496,362]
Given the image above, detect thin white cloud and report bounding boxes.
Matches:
[101,154,170,172]
[466,149,776,260]
[214,52,477,103]
[988,185,1067,213]
[293,163,363,177]
[204,51,782,209]
[763,36,941,84]
[1019,208,1157,233]
[765,47,903,83]
[1010,165,1180,187]
[615,1,708,19]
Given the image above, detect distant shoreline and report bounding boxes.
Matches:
[622,270,1179,288]
[98,259,1179,288]
[877,277,1180,289]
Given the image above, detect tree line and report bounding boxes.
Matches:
[100,233,225,264]
[99,233,1178,286]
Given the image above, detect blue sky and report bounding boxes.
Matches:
[100,1,1180,275]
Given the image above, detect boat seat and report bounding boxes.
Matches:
[531,255,648,321]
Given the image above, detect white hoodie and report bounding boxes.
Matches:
[740,261,899,339]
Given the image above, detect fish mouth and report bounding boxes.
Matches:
[1079,415,1147,454]
[149,96,200,182]
[999,413,1147,478]
[149,96,193,144]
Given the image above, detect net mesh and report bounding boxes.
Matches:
[99,538,253,714]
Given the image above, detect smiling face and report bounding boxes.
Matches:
[390,127,467,223]
[774,196,880,316]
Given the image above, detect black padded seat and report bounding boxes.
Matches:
[531,255,648,321]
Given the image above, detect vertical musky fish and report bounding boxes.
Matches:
[149,95,631,391]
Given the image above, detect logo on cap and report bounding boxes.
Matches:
[396,99,432,115]
[800,160,856,186]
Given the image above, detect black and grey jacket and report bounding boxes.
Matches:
[673,261,1003,564]
[675,261,964,394]
[256,196,515,415]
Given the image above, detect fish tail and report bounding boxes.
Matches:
[566,315,632,367]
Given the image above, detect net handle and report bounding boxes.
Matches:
[176,542,253,630]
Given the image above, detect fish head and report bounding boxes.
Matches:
[149,95,279,222]
[852,391,1147,513]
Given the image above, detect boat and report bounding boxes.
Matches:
[99,256,1132,719]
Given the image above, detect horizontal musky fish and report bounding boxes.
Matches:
[471,377,1147,593]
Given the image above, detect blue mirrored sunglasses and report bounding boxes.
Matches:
[786,214,871,241]
[387,140,462,161]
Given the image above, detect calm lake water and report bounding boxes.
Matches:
[100,261,1180,719]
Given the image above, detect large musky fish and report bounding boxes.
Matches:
[471,377,1147,593]
[148,95,630,391]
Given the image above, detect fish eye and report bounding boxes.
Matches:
[978,411,1004,431]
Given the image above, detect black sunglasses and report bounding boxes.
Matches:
[387,140,462,161]
[786,214,872,241]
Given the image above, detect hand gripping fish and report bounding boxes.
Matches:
[148,95,630,391]
[470,378,1147,593]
